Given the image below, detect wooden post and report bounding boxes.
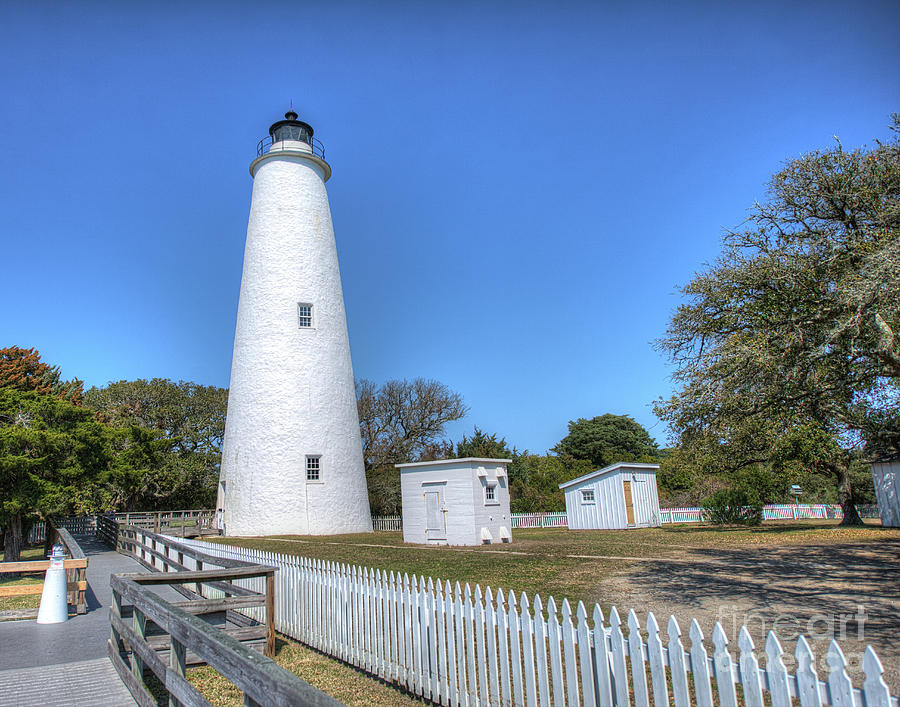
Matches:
[169,635,186,707]
[110,589,124,653]
[154,512,160,533]
[180,510,185,538]
[76,564,87,613]
[266,572,276,658]
[132,607,147,689]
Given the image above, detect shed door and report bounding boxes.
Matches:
[623,481,636,525]
[424,484,447,542]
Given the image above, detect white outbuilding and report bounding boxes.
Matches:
[559,462,662,529]
[397,458,513,546]
[870,457,899,528]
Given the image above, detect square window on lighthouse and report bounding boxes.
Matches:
[298,303,313,328]
[306,455,321,482]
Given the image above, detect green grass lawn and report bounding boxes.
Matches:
[207,519,897,609]
[0,546,47,613]
[188,637,428,707]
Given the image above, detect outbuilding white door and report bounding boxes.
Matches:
[423,483,447,543]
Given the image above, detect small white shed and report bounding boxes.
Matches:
[559,462,661,529]
[397,458,512,546]
[870,457,899,528]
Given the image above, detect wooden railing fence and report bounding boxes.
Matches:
[99,516,340,707]
[113,509,216,537]
[0,526,88,615]
[27,515,98,544]
[171,535,900,707]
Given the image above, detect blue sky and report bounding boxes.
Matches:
[1,1,897,453]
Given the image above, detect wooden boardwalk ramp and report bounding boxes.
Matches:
[1,525,342,706]
[0,534,156,705]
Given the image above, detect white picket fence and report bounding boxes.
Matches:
[373,505,878,532]
[373,515,402,531]
[372,513,570,531]
[511,512,569,529]
[659,504,880,525]
[162,534,898,707]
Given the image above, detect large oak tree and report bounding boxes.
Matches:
[655,118,900,524]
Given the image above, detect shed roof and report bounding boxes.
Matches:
[558,462,660,490]
[396,457,512,470]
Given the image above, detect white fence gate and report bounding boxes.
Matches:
[163,534,899,707]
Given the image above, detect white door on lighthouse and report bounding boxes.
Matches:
[423,483,446,543]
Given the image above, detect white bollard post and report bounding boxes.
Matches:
[36,543,69,624]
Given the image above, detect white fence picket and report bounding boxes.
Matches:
[521,593,538,707]
[485,587,500,707]
[496,589,511,707]
[668,615,690,707]
[738,627,765,707]
[532,595,550,707]
[508,591,524,707]
[628,609,649,707]
[796,635,824,707]
[863,646,892,707]
[475,586,490,707]
[547,598,565,707]
[712,623,739,707]
[465,585,478,706]
[446,581,460,706]
[592,605,614,707]
[689,619,713,707]
[562,599,581,707]
[580,603,598,707]
[826,640,856,707]
[609,607,629,707]
[646,612,669,707]
[766,631,792,706]
[455,586,468,704]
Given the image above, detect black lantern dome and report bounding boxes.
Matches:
[268,109,314,144]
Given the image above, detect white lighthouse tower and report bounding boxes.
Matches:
[218,109,372,536]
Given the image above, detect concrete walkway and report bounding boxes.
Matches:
[0,534,183,706]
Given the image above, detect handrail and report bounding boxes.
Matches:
[102,518,340,706]
[256,134,326,160]
[56,527,86,560]
[110,572,341,707]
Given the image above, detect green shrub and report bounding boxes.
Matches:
[701,487,763,526]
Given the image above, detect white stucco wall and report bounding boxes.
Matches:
[871,461,899,528]
[561,463,661,530]
[219,144,371,537]
[399,459,512,545]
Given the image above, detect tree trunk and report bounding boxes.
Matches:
[3,514,24,563]
[43,519,56,557]
[836,466,864,526]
